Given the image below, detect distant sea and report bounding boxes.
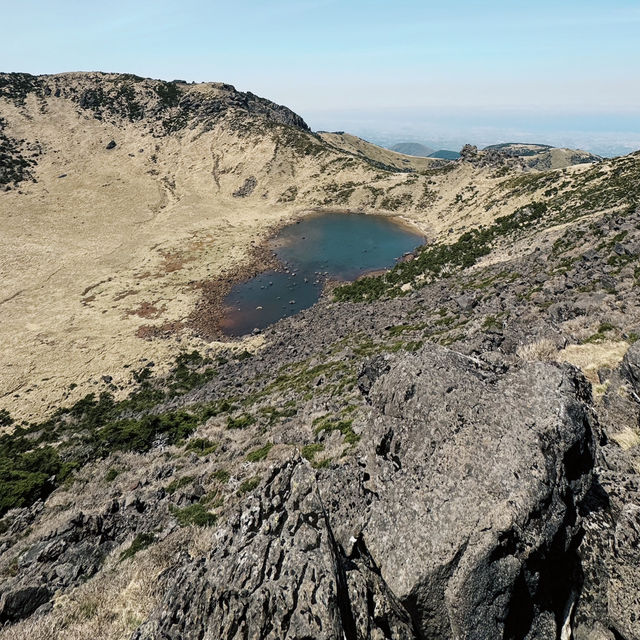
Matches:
[304,107,640,158]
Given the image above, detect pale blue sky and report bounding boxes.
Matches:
[2,1,639,153]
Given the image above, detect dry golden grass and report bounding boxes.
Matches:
[0,536,175,640]
[317,132,440,171]
[0,518,223,640]
[516,338,558,362]
[0,80,610,422]
[611,427,640,451]
[555,341,630,384]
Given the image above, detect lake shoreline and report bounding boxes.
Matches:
[190,210,427,339]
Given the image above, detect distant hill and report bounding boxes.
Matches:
[390,142,434,157]
[483,142,554,157]
[429,149,460,160]
[319,132,441,171]
[481,142,601,169]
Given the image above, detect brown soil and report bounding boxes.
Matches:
[188,241,281,341]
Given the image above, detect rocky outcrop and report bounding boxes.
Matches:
[0,482,175,625]
[0,116,38,187]
[458,144,520,169]
[622,341,640,397]
[458,142,600,171]
[134,345,596,639]
[133,460,415,640]
[232,175,257,198]
[0,72,310,136]
[570,342,640,640]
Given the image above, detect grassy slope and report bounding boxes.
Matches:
[318,131,441,171]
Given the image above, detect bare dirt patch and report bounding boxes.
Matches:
[127,302,166,319]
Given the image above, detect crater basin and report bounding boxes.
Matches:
[220,212,425,336]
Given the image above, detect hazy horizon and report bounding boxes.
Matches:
[302,107,640,158]
[3,0,639,156]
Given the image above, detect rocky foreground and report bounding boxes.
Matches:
[136,351,597,639]
[0,72,639,639]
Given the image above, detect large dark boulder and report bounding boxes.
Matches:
[134,345,596,639]
[0,585,51,624]
[572,349,640,640]
[133,460,415,640]
[622,340,640,396]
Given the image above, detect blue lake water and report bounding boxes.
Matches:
[220,212,425,336]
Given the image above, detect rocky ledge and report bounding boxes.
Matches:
[132,345,595,639]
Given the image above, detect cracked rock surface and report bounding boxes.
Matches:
[135,345,596,639]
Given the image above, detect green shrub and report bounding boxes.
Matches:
[185,437,218,456]
[118,384,165,413]
[197,399,236,422]
[0,444,74,516]
[301,443,324,464]
[119,533,155,561]
[482,315,502,330]
[246,443,273,462]
[172,503,217,527]
[166,475,194,494]
[0,347,227,516]
[210,469,230,484]
[167,351,216,396]
[105,468,119,482]
[259,405,297,425]
[313,416,359,445]
[155,81,181,108]
[227,414,254,430]
[96,410,198,454]
[238,476,260,495]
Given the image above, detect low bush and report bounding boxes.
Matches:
[185,437,218,456]
[166,475,195,494]
[172,504,217,527]
[238,476,260,495]
[246,443,273,462]
[105,468,119,482]
[0,350,225,516]
[313,416,360,445]
[210,469,230,484]
[95,411,198,454]
[119,533,155,561]
[227,413,254,430]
